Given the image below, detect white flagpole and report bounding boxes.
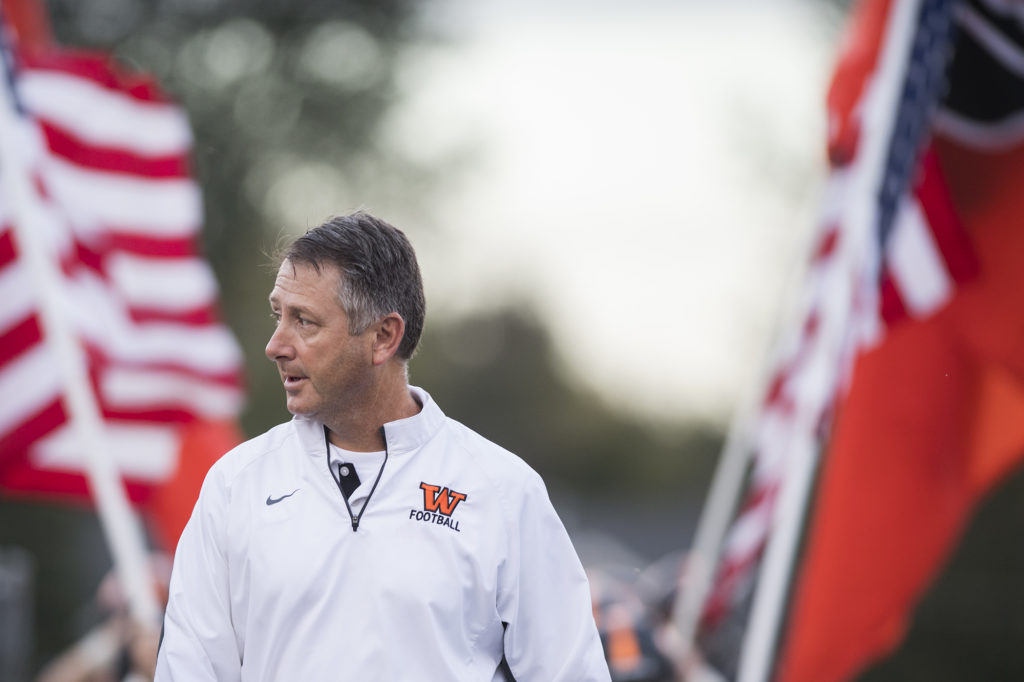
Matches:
[671,350,769,670]
[0,39,160,627]
[735,1,923,680]
[672,128,829,676]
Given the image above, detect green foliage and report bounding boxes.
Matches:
[45,0,436,441]
[413,307,722,498]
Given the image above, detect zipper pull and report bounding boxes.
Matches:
[351,515,359,532]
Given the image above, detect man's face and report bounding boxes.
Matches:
[266,259,375,420]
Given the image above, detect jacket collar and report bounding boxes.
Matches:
[381,386,445,455]
[293,385,445,459]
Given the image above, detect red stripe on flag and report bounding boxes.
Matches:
[764,368,789,408]
[915,147,979,284]
[128,306,219,326]
[812,225,841,263]
[0,229,16,266]
[71,239,104,275]
[40,121,190,178]
[879,268,907,326]
[31,171,50,200]
[703,546,765,627]
[108,232,196,257]
[0,399,66,455]
[20,51,171,104]
[0,314,43,367]
[64,234,202,276]
[764,310,822,411]
[130,364,242,389]
[0,464,153,505]
[86,353,243,390]
[100,406,206,424]
[739,480,776,514]
[702,479,781,626]
[803,310,820,339]
[0,467,93,500]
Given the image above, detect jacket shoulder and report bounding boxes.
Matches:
[442,417,544,492]
[205,419,297,487]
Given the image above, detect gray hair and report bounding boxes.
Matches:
[281,211,426,360]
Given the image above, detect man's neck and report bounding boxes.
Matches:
[324,380,421,452]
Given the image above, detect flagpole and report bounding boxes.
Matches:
[670,343,770,670]
[735,1,923,680]
[0,29,160,627]
[671,93,836,677]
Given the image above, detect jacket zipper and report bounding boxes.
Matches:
[324,425,389,532]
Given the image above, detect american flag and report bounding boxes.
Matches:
[0,48,243,502]
[700,149,975,632]
[699,0,1003,659]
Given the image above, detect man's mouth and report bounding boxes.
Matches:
[283,374,307,388]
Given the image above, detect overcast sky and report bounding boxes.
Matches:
[379,0,844,422]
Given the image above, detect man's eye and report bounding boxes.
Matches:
[270,312,281,323]
[297,317,310,327]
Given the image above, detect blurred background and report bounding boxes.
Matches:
[12,0,1024,680]
[0,0,838,675]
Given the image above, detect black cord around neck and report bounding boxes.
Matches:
[324,425,389,532]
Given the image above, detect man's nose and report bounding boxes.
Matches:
[265,323,293,361]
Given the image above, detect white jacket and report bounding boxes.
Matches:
[155,387,611,681]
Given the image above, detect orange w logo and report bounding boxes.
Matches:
[420,482,467,516]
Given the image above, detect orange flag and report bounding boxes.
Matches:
[774,0,1024,678]
[146,419,244,552]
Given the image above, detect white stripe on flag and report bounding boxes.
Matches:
[31,421,180,480]
[111,324,243,375]
[752,412,791,483]
[724,498,774,559]
[0,344,62,436]
[64,271,242,375]
[887,197,952,315]
[1,147,77,260]
[107,254,219,312]
[42,155,201,235]
[101,367,243,418]
[19,71,192,155]
[0,258,37,329]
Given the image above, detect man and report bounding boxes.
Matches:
[155,212,611,680]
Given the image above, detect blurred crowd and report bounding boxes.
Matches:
[31,551,731,682]
[589,553,727,682]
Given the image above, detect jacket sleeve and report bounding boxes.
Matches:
[154,463,241,681]
[497,470,611,681]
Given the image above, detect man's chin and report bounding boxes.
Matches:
[284,398,317,417]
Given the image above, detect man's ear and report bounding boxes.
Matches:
[371,313,406,366]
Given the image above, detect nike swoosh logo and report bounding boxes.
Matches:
[266,489,300,506]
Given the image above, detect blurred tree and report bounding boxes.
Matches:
[414,306,721,499]
[45,0,437,438]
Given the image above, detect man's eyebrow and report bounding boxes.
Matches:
[268,299,316,317]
